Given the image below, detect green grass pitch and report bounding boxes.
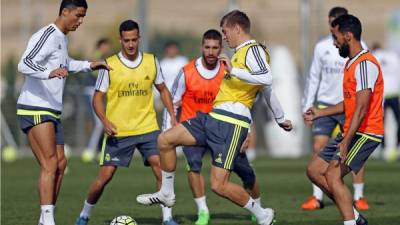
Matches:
[2,155,399,225]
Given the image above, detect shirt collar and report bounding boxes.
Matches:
[235,39,256,52]
[346,49,368,69]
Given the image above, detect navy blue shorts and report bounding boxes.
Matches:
[99,130,160,167]
[183,146,256,186]
[312,103,344,136]
[182,109,250,171]
[17,108,64,145]
[319,133,382,173]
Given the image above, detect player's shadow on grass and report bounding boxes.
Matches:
[175,212,250,223]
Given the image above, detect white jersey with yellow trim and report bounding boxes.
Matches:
[17,24,92,111]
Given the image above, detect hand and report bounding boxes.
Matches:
[170,117,178,127]
[278,119,293,132]
[240,134,250,153]
[90,61,112,71]
[303,107,319,126]
[103,119,117,136]
[49,68,68,79]
[218,54,232,73]
[337,137,350,163]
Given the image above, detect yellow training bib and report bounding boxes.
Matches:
[105,53,159,136]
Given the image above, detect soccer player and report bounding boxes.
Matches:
[164,29,284,225]
[137,10,292,225]
[301,7,370,211]
[16,1,110,225]
[372,43,400,160]
[305,14,384,225]
[75,20,178,225]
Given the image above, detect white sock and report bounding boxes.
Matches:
[353,183,364,200]
[344,220,356,225]
[41,205,55,225]
[254,197,262,207]
[160,170,175,197]
[243,198,265,222]
[312,184,324,200]
[353,207,360,220]
[160,205,172,221]
[79,200,95,219]
[194,196,209,214]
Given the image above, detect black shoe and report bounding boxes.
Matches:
[356,214,368,225]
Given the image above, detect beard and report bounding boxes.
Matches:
[338,43,350,58]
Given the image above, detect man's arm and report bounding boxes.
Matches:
[219,45,272,85]
[17,29,68,79]
[156,83,177,126]
[69,57,112,73]
[93,90,116,136]
[162,69,186,130]
[301,44,323,113]
[261,86,292,131]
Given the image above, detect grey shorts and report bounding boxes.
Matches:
[99,130,160,167]
[312,103,344,136]
[17,108,64,145]
[319,133,382,173]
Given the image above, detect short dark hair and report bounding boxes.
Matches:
[328,7,348,18]
[220,10,251,33]
[96,38,111,49]
[202,29,222,45]
[331,14,362,41]
[119,20,140,36]
[59,0,88,15]
[164,41,178,49]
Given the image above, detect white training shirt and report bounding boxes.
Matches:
[17,24,92,111]
[373,49,400,97]
[214,39,276,120]
[301,35,368,112]
[160,55,188,90]
[95,51,164,93]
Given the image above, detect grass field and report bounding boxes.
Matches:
[2,155,400,225]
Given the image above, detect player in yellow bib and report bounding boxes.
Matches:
[137,11,292,225]
[75,20,179,225]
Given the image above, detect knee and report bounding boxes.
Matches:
[210,179,225,195]
[42,155,58,173]
[97,170,115,186]
[325,169,340,188]
[57,157,67,174]
[306,162,322,183]
[157,133,174,150]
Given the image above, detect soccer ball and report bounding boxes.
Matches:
[110,215,137,225]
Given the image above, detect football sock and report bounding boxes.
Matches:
[79,200,95,219]
[194,196,209,214]
[160,170,175,197]
[353,183,364,200]
[313,184,324,201]
[254,197,262,207]
[41,205,55,225]
[344,220,356,225]
[243,198,265,222]
[160,204,172,221]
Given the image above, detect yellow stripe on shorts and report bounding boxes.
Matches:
[224,125,241,170]
[99,135,108,166]
[345,137,367,165]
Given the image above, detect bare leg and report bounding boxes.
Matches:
[209,166,250,206]
[325,160,353,221]
[306,156,333,199]
[158,124,197,172]
[54,145,67,204]
[147,154,162,189]
[28,122,58,205]
[86,166,117,204]
[188,171,205,198]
